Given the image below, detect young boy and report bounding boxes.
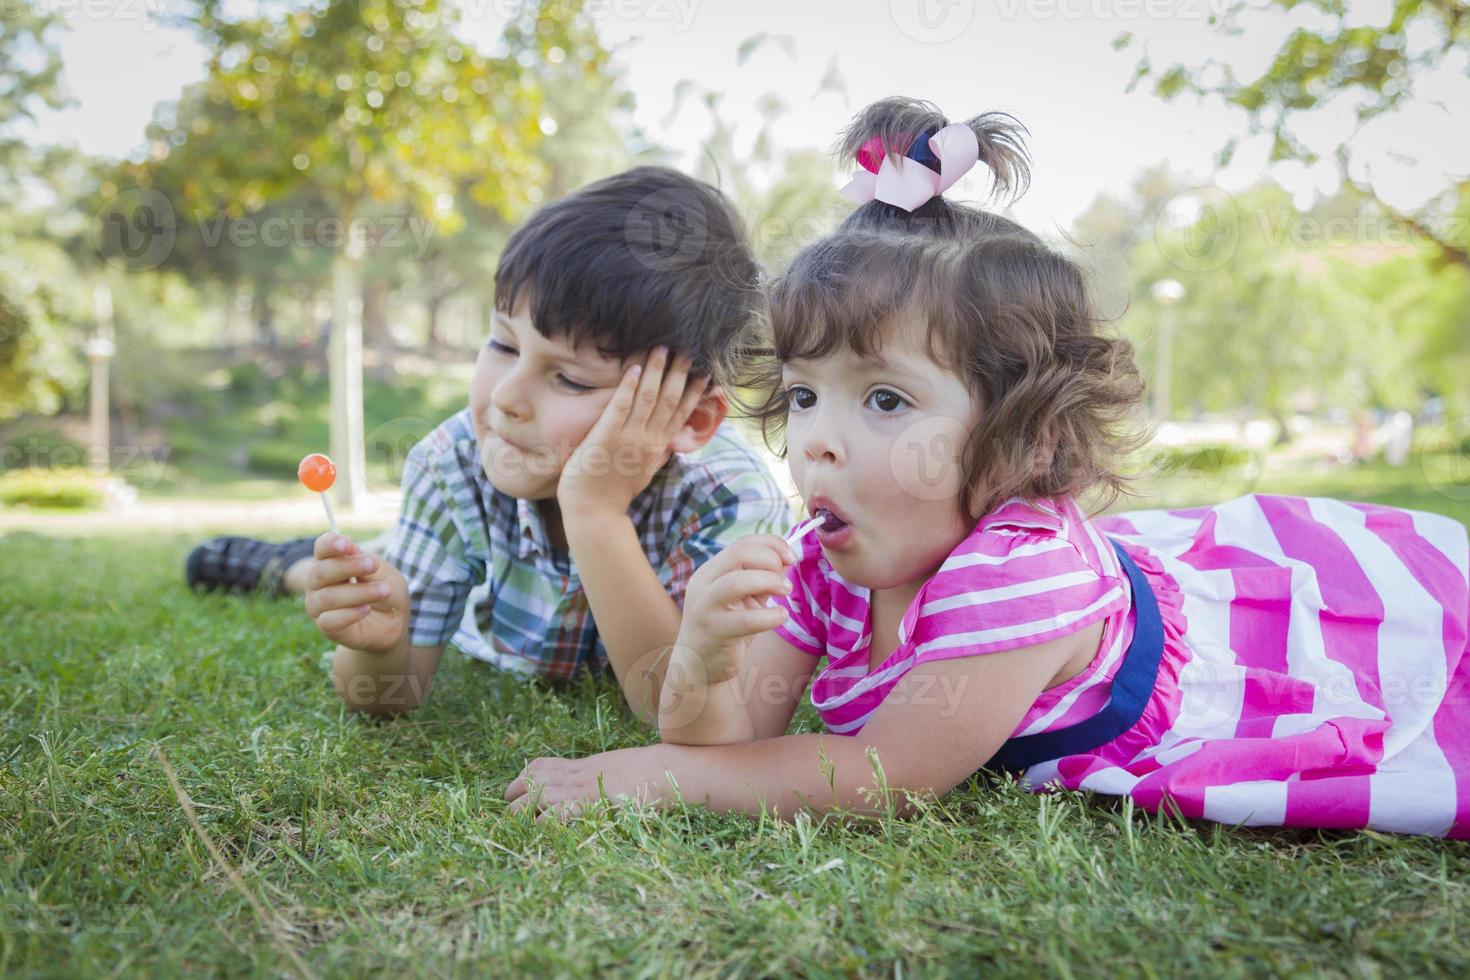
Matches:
[186,167,793,725]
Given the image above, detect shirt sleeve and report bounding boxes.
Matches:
[905,531,1128,666]
[765,531,828,658]
[381,442,482,648]
[653,476,793,612]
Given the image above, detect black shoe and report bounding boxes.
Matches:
[185,535,317,597]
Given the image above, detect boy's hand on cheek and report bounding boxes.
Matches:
[557,345,710,520]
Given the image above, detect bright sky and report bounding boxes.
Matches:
[28,0,1470,231]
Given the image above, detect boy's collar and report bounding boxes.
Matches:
[514,496,554,562]
[484,458,686,563]
[461,424,701,562]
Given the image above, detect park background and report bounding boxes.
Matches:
[4,0,1470,975]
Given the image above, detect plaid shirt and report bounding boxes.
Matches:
[382,407,794,679]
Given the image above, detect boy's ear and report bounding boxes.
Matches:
[667,384,729,455]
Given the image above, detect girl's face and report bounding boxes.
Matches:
[781,312,981,592]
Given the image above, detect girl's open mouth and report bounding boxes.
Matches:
[815,508,848,532]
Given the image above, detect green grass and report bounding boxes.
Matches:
[5,465,1470,975]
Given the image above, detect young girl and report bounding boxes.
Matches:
[505,98,1470,838]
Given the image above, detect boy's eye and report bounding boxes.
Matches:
[786,386,816,410]
[487,339,592,392]
[866,389,909,413]
[557,375,594,393]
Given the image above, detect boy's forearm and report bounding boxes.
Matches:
[562,510,681,726]
[331,634,439,715]
[658,646,757,745]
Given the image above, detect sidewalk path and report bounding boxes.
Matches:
[0,492,402,536]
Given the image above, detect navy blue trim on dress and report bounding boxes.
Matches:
[981,537,1164,774]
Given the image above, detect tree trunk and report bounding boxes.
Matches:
[362,279,390,349]
[301,290,318,347]
[426,294,444,347]
[223,281,241,347]
[252,282,277,349]
[329,236,368,511]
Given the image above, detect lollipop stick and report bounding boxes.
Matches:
[319,491,340,536]
[319,491,357,584]
[788,515,823,543]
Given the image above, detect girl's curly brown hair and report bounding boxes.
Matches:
[735,97,1151,525]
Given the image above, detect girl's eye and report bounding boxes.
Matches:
[786,386,816,410]
[866,388,910,414]
[487,339,515,355]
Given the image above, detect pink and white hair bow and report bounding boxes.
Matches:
[839,123,981,212]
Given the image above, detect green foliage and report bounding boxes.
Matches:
[0,467,104,509]
[154,358,464,486]
[1149,444,1256,478]
[0,251,87,421]
[1117,0,1470,268]
[0,426,86,471]
[1107,178,1470,419]
[0,5,67,207]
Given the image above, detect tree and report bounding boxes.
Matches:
[123,0,569,507]
[0,6,86,419]
[1119,0,1470,271]
[0,5,67,209]
[1074,166,1470,428]
[405,12,639,350]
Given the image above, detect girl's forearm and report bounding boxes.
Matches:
[657,645,757,745]
[652,733,922,820]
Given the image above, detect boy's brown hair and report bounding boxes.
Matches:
[494,166,764,389]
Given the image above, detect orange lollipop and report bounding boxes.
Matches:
[298,453,336,493]
[299,453,341,536]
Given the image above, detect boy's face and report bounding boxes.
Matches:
[470,300,628,500]
[782,312,981,593]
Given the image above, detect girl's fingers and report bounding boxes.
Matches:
[709,569,792,607]
[734,535,800,569]
[713,606,789,638]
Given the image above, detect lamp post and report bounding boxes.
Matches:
[86,286,117,474]
[1150,278,1185,424]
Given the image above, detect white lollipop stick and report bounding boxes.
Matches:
[789,515,823,543]
[319,491,340,536]
[319,490,357,583]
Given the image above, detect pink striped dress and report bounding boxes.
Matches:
[769,493,1470,838]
